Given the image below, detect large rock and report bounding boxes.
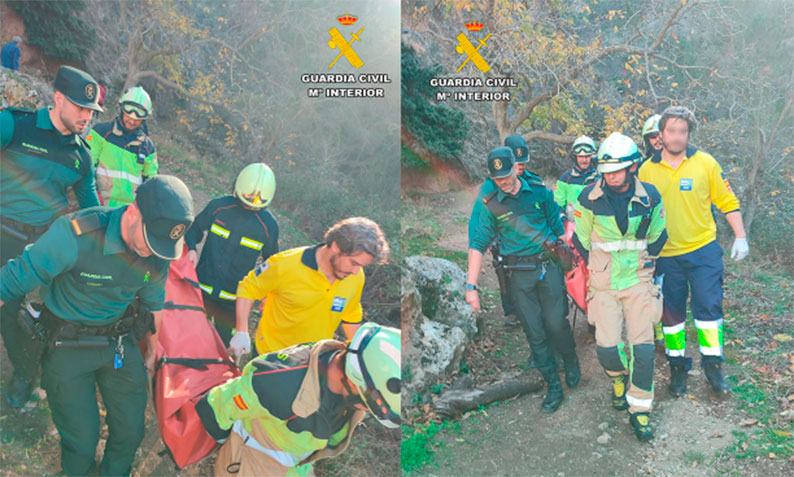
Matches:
[0,69,51,110]
[402,256,478,399]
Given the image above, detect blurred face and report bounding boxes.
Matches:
[493,169,517,194]
[121,112,144,132]
[576,153,593,171]
[329,243,374,280]
[660,117,689,155]
[515,162,526,175]
[121,204,153,257]
[647,132,662,151]
[53,91,93,134]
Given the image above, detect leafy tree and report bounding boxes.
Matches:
[402,45,470,163]
[7,0,96,62]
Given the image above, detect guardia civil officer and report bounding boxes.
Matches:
[0,175,193,475]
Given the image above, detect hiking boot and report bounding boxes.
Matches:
[611,374,629,411]
[541,371,564,413]
[629,412,654,441]
[668,363,688,397]
[703,361,731,395]
[6,374,32,408]
[563,354,581,388]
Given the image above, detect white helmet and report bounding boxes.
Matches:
[596,132,642,174]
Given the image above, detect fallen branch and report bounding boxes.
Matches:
[433,374,544,419]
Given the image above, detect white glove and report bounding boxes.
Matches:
[229,331,251,359]
[731,237,749,261]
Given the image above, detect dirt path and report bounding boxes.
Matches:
[404,186,786,476]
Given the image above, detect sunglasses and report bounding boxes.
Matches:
[647,132,660,139]
[121,102,148,120]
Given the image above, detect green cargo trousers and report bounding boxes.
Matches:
[509,260,576,374]
[40,333,147,476]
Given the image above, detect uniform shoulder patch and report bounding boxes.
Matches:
[70,211,109,236]
[232,394,249,411]
[483,190,498,204]
[6,107,35,115]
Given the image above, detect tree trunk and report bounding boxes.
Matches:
[742,128,765,232]
[433,374,544,419]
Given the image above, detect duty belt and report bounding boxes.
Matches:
[41,306,133,340]
[502,252,552,270]
[0,215,50,241]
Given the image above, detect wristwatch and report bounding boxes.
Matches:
[465,283,478,291]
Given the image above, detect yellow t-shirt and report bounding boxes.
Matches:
[638,147,740,257]
[236,244,364,354]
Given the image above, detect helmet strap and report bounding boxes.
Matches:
[604,167,635,193]
[341,375,363,405]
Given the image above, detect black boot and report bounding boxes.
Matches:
[629,412,654,441]
[703,361,731,395]
[668,363,688,397]
[563,354,581,388]
[541,371,564,413]
[6,374,32,408]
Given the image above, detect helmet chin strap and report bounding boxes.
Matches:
[605,168,634,193]
[341,378,365,408]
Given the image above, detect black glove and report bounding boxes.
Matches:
[543,239,577,272]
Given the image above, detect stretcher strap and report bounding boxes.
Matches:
[157,357,237,370]
[163,301,206,312]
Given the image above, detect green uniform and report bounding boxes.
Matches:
[554,166,599,216]
[469,175,564,257]
[0,106,100,399]
[469,169,543,316]
[0,206,168,475]
[87,118,157,207]
[467,171,544,241]
[0,107,99,225]
[1,207,168,324]
[469,176,575,374]
[468,171,544,317]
